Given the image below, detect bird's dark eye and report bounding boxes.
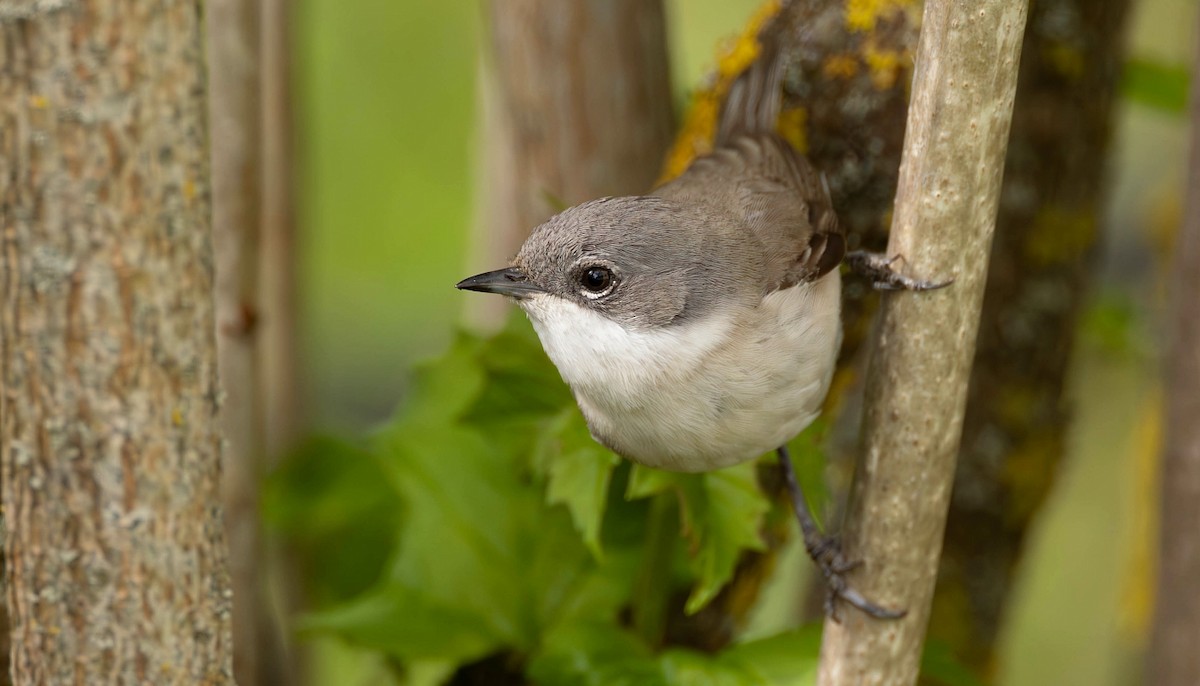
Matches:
[580,266,614,295]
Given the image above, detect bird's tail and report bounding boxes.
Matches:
[715,24,785,145]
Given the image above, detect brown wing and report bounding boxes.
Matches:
[655,132,844,293]
[654,22,844,293]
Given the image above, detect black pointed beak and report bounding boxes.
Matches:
[455,267,543,299]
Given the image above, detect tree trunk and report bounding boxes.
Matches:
[816,1,1028,683]
[0,1,234,683]
[470,0,675,326]
[1147,6,1200,683]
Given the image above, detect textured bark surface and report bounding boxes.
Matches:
[0,1,234,683]
[935,0,1132,667]
[816,1,1028,684]
[471,0,675,324]
[1148,7,1200,683]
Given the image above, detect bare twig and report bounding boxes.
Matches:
[816,1,1029,683]
[1148,6,1200,684]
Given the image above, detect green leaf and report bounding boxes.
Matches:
[685,465,770,613]
[529,625,821,686]
[464,314,576,459]
[659,649,761,686]
[626,463,769,614]
[299,582,499,663]
[784,421,831,531]
[465,313,572,424]
[394,332,487,428]
[538,410,621,556]
[626,463,679,500]
[528,622,665,686]
[722,626,821,685]
[373,423,536,645]
[1122,57,1190,115]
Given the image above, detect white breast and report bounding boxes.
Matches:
[520,273,842,472]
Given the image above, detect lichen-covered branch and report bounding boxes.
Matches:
[1148,6,1200,683]
[816,1,1028,683]
[0,1,234,682]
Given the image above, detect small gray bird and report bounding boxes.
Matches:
[459,30,937,619]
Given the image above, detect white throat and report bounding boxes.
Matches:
[518,295,733,397]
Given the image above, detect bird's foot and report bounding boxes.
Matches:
[776,446,905,621]
[803,530,906,622]
[845,250,954,292]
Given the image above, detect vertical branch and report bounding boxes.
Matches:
[1,1,234,681]
[1148,6,1200,683]
[208,0,300,681]
[471,0,674,325]
[259,0,303,681]
[205,0,269,683]
[816,1,1028,683]
[260,0,302,461]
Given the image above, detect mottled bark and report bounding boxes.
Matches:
[0,1,234,684]
[816,1,1027,684]
[1148,6,1200,683]
[935,0,1132,668]
[471,0,675,325]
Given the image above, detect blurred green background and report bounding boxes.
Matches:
[298,0,766,427]
[291,0,1195,683]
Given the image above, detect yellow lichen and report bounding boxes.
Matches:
[822,54,861,80]
[863,41,908,90]
[29,94,49,109]
[845,0,918,33]
[776,107,808,155]
[657,1,781,184]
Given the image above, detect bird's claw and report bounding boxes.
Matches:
[804,532,906,622]
[846,250,954,292]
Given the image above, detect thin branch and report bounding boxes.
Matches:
[1148,6,1200,684]
[816,1,1029,683]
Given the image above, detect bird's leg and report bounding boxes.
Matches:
[776,445,906,621]
[845,250,954,291]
